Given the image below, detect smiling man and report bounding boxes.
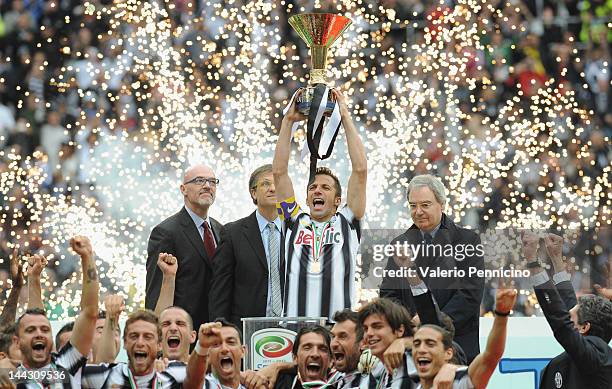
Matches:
[81,310,186,388]
[412,288,517,389]
[273,89,367,319]
[273,325,341,389]
[146,164,225,332]
[330,309,363,387]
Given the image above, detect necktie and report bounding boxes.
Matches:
[424,232,433,245]
[267,222,283,316]
[202,221,216,260]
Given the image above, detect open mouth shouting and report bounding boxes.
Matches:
[167,335,180,350]
[312,198,325,211]
[133,350,149,364]
[31,340,48,359]
[218,355,234,373]
[416,357,432,371]
[305,360,322,378]
[333,350,345,364]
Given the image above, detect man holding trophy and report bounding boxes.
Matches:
[272,13,367,320]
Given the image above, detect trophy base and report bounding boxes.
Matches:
[297,87,336,117]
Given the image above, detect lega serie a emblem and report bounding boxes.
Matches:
[554,372,563,388]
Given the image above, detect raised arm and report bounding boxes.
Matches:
[154,253,178,315]
[333,89,367,220]
[544,233,577,309]
[26,254,47,311]
[94,294,124,363]
[183,322,223,389]
[0,249,24,328]
[272,90,306,202]
[468,288,517,389]
[69,236,100,356]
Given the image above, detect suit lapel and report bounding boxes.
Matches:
[244,212,269,271]
[179,207,211,265]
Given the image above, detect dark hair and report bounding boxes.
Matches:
[292,325,332,356]
[333,309,363,342]
[438,312,455,340]
[162,306,194,331]
[213,317,243,343]
[308,167,342,199]
[0,333,12,355]
[577,294,612,342]
[417,324,453,350]
[55,321,75,350]
[249,164,273,205]
[16,308,48,334]
[358,298,414,337]
[124,310,161,341]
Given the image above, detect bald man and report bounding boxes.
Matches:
[146,164,225,331]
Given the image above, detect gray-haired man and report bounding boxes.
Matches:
[380,174,484,363]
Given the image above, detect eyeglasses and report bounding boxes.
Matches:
[254,180,273,189]
[184,177,220,187]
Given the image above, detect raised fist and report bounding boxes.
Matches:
[157,253,178,276]
[9,248,24,288]
[103,294,125,321]
[543,233,563,262]
[198,322,222,350]
[70,236,94,259]
[27,254,48,278]
[495,288,518,315]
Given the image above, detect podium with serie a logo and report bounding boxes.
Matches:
[242,317,327,370]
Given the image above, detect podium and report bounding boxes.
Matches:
[242,317,327,370]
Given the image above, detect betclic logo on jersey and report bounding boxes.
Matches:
[294,227,343,246]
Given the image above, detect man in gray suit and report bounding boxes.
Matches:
[146,164,224,332]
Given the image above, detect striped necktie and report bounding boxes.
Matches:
[267,222,283,316]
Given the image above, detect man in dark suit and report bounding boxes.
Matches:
[379,174,484,363]
[209,164,284,327]
[521,232,612,389]
[146,164,224,331]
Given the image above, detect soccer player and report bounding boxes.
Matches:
[273,88,367,319]
[0,236,99,388]
[81,309,186,388]
[411,287,517,389]
[273,325,342,388]
[184,320,268,389]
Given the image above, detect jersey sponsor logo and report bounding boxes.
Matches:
[294,228,343,246]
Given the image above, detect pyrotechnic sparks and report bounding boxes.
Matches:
[0,0,609,318]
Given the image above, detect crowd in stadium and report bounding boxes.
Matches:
[0,0,612,372]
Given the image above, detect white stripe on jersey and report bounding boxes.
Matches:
[283,205,361,319]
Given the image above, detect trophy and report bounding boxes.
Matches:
[288,13,352,116]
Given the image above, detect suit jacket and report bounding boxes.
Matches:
[145,206,224,331]
[379,214,484,363]
[535,280,612,389]
[208,211,285,327]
